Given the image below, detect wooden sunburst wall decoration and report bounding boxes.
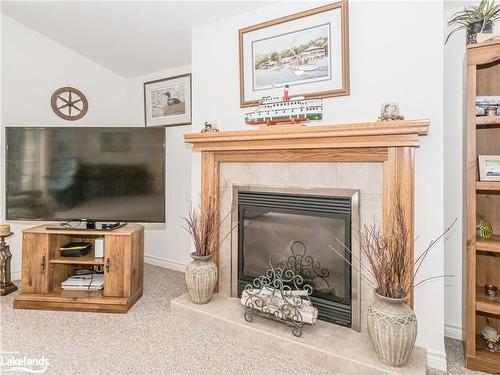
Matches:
[51,87,88,121]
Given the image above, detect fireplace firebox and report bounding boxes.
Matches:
[234,186,360,331]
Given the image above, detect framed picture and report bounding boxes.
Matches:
[144,73,191,127]
[238,1,349,108]
[479,155,500,181]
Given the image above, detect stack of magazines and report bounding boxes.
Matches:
[60,241,92,257]
[61,274,104,291]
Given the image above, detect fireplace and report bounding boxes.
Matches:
[233,186,360,331]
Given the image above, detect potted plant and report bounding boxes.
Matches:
[330,201,455,367]
[182,195,220,304]
[446,0,500,44]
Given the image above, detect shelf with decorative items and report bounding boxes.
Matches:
[477,295,500,316]
[476,334,500,367]
[477,235,500,254]
[477,316,500,364]
[477,115,500,128]
[477,181,500,192]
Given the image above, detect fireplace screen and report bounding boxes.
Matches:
[237,189,359,329]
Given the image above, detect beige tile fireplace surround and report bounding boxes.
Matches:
[217,161,382,331]
[173,121,430,374]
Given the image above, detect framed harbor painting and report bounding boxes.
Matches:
[238,1,349,108]
[144,73,191,127]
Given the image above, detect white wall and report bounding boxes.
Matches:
[0,15,128,279]
[444,3,467,342]
[191,1,446,370]
[126,66,192,271]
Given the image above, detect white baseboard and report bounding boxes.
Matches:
[427,348,447,372]
[11,270,21,282]
[444,323,464,341]
[144,254,187,273]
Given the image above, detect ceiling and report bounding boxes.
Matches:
[1,1,272,78]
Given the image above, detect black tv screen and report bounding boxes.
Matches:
[6,127,165,222]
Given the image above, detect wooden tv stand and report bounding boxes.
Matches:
[14,224,144,313]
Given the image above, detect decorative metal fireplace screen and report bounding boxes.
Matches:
[234,186,360,331]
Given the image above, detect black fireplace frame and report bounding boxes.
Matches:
[232,186,361,331]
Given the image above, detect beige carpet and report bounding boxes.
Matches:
[0,264,484,374]
[427,339,489,375]
[1,264,332,374]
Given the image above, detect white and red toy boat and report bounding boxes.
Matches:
[244,85,323,126]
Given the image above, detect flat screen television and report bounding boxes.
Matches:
[5,127,166,223]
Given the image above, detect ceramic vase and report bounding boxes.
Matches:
[367,290,417,367]
[185,252,218,304]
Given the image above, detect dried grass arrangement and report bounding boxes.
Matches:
[183,194,221,257]
[182,188,238,257]
[330,200,456,299]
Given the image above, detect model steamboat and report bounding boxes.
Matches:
[244,85,323,126]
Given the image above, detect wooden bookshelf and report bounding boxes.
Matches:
[466,40,500,373]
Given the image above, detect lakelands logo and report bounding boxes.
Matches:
[0,351,49,373]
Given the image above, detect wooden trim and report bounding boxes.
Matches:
[185,120,430,152]
[214,148,388,163]
[468,41,500,66]
[238,0,350,108]
[466,354,500,373]
[476,181,500,192]
[23,224,143,236]
[383,147,415,307]
[467,40,500,49]
[12,288,143,314]
[466,63,478,359]
[476,235,500,253]
[476,115,500,126]
[191,134,420,152]
[201,153,220,291]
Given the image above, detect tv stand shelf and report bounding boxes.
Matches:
[14,224,144,313]
[49,254,104,265]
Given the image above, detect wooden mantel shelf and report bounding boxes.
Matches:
[184,119,430,152]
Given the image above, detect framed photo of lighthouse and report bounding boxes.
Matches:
[144,73,192,127]
[239,1,349,108]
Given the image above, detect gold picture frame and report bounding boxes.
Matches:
[238,1,350,108]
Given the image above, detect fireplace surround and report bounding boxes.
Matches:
[233,185,360,330]
[179,120,430,373]
[184,120,430,308]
